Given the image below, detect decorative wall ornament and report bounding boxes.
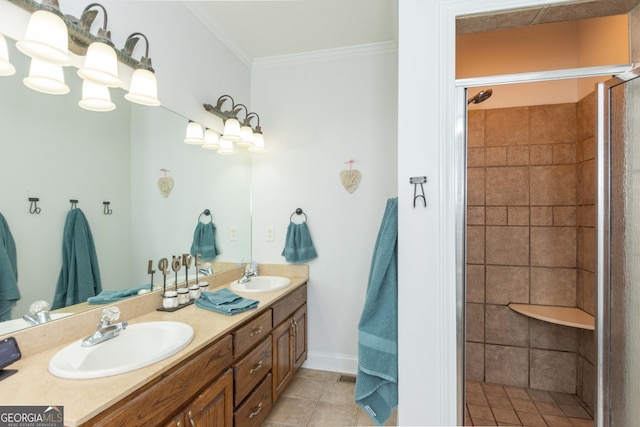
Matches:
[340,159,361,194]
[158,168,174,198]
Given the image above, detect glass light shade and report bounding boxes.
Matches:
[16,10,71,66]
[78,80,115,112]
[202,129,220,150]
[217,137,235,155]
[248,132,265,153]
[23,58,69,95]
[237,124,255,147]
[222,117,241,141]
[0,33,16,76]
[184,121,204,144]
[77,41,121,87]
[125,68,161,106]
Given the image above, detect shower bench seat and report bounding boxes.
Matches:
[508,303,594,330]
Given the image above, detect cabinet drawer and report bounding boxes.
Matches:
[272,283,307,326]
[234,374,272,427]
[234,309,272,358]
[234,337,272,406]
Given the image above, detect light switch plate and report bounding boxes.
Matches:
[230,226,238,241]
[266,226,275,242]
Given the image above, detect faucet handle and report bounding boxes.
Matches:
[29,300,50,315]
[101,306,121,323]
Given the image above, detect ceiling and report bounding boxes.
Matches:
[183,0,640,65]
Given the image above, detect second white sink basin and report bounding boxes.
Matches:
[231,276,291,293]
[48,321,194,379]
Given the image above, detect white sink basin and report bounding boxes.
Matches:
[230,276,291,293]
[48,321,194,379]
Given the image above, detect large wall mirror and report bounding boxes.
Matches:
[0,35,252,334]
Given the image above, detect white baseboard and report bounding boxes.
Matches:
[302,351,358,375]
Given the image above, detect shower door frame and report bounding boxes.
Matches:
[454,64,633,426]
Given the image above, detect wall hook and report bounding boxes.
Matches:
[103,201,113,215]
[70,199,78,210]
[28,197,41,214]
[410,176,427,208]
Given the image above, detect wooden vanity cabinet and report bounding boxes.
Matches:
[271,285,308,402]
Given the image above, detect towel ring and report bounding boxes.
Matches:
[290,208,307,222]
[198,209,213,223]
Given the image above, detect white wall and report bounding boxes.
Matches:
[251,46,398,372]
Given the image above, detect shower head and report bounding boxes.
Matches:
[468,89,493,105]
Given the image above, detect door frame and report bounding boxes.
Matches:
[454,64,632,426]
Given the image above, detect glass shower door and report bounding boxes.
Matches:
[596,68,640,427]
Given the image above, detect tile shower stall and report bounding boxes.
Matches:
[465,93,596,415]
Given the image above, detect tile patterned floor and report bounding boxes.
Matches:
[261,368,397,427]
[465,381,594,427]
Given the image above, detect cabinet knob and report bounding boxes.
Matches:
[188,411,196,427]
[249,402,263,419]
[249,326,263,337]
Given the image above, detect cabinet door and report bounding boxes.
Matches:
[292,304,307,370]
[185,369,233,427]
[271,319,294,402]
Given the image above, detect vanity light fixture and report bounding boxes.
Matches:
[15,0,71,67]
[0,33,16,76]
[217,137,235,155]
[245,112,264,152]
[123,33,161,107]
[206,95,243,141]
[184,121,204,145]
[78,79,115,111]
[202,129,221,150]
[202,98,266,153]
[77,3,122,88]
[23,57,69,95]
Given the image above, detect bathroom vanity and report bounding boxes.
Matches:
[0,265,308,427]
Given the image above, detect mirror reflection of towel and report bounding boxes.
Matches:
[281,222,317,263]
[190,222,219,260]
[52,209,102,310]
[0,213,20,321]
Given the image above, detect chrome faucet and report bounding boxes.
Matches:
[238,263,257,284]
[22,300,52,326]
[82,306,128,347]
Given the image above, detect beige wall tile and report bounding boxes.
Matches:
[468,147,485,167]
[530,267,577,306]
[530,103,576,144]
[577,92,595,142]
[553,144,576,165]
[466,342,485,382]
[467,264,485,304]
[581,359,596,412]
[467,225,485,265]
[531,227,576,268]
[486,206,507,225]
[487,167,530,206]
[531,165,576,206]
[577,159,596,205]
[531,145,553,165]
[468,167,486,205]
[578,329,595,365]
[486,266,530,305]
[508,207,530,226]
[508,146,529,166]
[577,227,596,272]
[553,207,576,226]
[485,304,529,347]
[577,136,596,163]
[467,303,485,342]
[577,205,595,227]
[486,147,508,166]
[530,319,578,352]
[468,110,486,148]
[486,107,529,146]
[531,206,553,226]
[468,206,485,225]
[485,344,529,387]
[580,269,596,315]
[486,226,530,266]
[530,349,577,394]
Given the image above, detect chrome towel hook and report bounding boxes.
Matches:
[28,197,41,214]
[70,199,78,210]
[103,201,113,215]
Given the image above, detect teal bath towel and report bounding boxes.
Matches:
[355,197,398,426]
[281,222,317,263]
[52,209,102,310]
[195,288,258,315]
[0,213,20,321]
[87,284,150,305]
[190,222,219,260]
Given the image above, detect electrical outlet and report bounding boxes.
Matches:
[230,226,238,241]
[266,226,275,242]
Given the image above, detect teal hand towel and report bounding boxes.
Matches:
[87,284,150,305]
[355,198,398,426]
[0,213,20,321]
[52,209,102,310]
[195,288,258,315]
[190,222,219,260]
[281,222,317,263]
